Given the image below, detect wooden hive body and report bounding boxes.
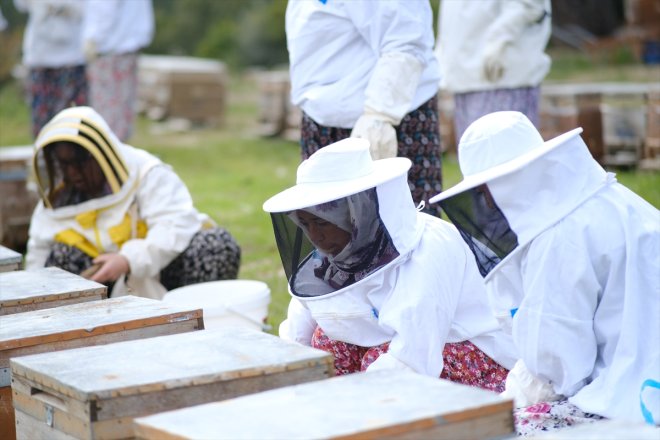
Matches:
[1,296,203,439]
[11,327,334,439]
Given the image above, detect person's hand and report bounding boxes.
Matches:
[482,40,507,83]
[83,39,98,63]
[351,113,398,160]
[91,253,130,283]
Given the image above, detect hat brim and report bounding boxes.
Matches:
[430,128,583,204]
[263,157,411,212]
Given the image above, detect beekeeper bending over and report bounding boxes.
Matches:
[264,138,516,391]
[25,106,241,299]
[430,111,660,435]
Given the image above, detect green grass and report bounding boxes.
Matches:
[1,57,658,333]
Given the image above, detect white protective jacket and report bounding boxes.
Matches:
[26,107,207,299]
[82,0,154,56]
[436,0,551,93]
[286,0,440,128]
[14,0,86,67]
[280,173,517,377]
[485,135,660,422]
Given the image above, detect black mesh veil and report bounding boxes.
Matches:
[438,184,519,277]
[270,212,315,283]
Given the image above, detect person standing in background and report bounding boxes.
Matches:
[435,0,552,140]
[14,0,88,139]
[82,0,154,142]
[286,0,443,217]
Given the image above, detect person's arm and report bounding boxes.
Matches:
[481,0,549,82]
[374,224,466,376]
[279,297,317,346]
[348,0,433,159]
[512,227,600,398]
[118,163,201,281]
[24,203,51,270]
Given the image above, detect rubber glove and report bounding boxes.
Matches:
[500,359,563,408]
[83,38,98,63]
[351,52,423,160]
[482,0,549,83]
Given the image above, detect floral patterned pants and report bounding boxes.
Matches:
[311,325,509,393]
[299,97,443,217]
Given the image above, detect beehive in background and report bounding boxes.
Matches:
[0,146,39,252]
[137,55,228,127]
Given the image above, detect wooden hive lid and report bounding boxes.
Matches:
[134,369,513,439]
[0,267,107,310]
[0,296,202,354]
[10,327,333,403]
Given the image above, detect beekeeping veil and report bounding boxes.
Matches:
[263,138,419,297]
[32,106,133,211]
[430,111,607,282]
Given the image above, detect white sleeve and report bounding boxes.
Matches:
[24,203,51,270]
[484,0,548,46]
[119,164,201,279]
[513,227,600,397]
[82,0,119,45]
[279,297,317,346]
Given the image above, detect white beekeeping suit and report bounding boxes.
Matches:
[431,111,660,423]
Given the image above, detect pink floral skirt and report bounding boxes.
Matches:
[311,326,508,393]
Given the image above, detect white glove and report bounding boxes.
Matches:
[351,113,398,160]
[482,0,549,83]
[83,39,98,63]
[366,352,415,373]
[482,40,507,83]
[500,359,563,408]
[351,52,423,160]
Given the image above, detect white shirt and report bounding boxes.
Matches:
[286,0,440,128]
[82,0,154,55]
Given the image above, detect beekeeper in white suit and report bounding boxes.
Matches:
[430,111,660,434]
[286,0,442,217]
[264,138,517,390]
[435,0,552,140]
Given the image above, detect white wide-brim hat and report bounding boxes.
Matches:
[263,138,411,213]
[429,111,583,204]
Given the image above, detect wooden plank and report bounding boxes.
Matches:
[12,328,334,439]
[0,245,21,273]
[0,267,107,315]
[133,370,514,440]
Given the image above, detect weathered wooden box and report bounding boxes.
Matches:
[0,245,22,273]
[1,296,203,440]
[0,267,107,316]
[11,327,334,440]
[134,370,514,440]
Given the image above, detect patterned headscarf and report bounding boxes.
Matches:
[291,188,399,290]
